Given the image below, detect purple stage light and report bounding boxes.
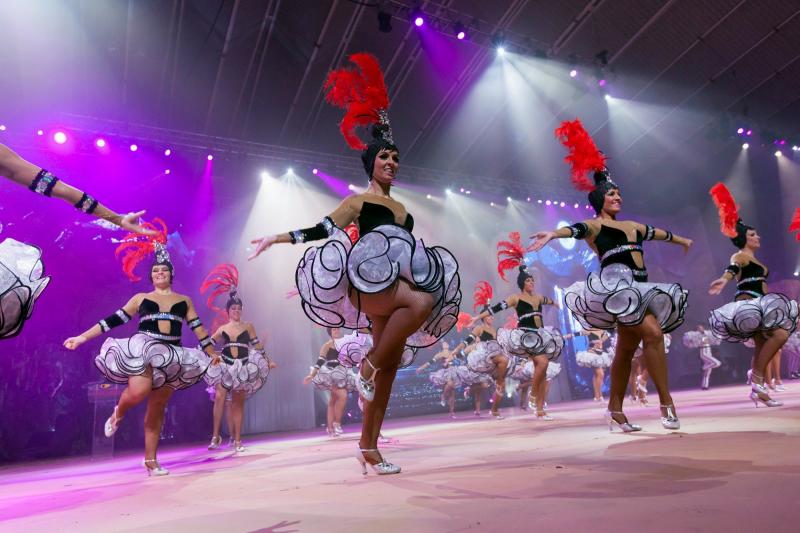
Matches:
[574,203,579,208]
[129,144,138,152]
[460,187,465,193]
[312,168,319,175]
[457,31,465,40]
[780,139,786,145]
[165,169,171,175]
[746,129,752,136]
[207,154,214,161]
[0,124,6,131]
[95,138,107,149]
[527,197,531,202]
[37,129,44,136]
[598,79,607,87]
[545,200,551,206]
[414,16,424,27]
[164,148,172,156]
[537,200,543,204]
[737,127,744,135]
[569,69,577,78]
[560,201,566,207]
[53,131,67,144]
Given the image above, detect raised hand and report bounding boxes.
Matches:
[248,235,277,260]
[708,277,728,295]
[118,210,157,235]
[529,231,556,252]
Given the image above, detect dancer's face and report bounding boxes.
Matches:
[602,188,622,216]
[745,229,760,249]
[228,303,242,321]
[372,149,399,185]
[523,277,534,293]
[330,327,342,339]
[150,264,172,287]
[441,341,449,350]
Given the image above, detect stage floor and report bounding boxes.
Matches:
[1,384,798,532]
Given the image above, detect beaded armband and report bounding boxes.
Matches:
[74,193,99,214]
[99,309,132,332]
[29,169,59,196]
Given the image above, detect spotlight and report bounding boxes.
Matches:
[742,143,749,149]
[780,139,787,145]
[569,69,578,78]
[793,146,799,151]
[0,124,6,131]
[598,79,607,87]
[37,129,44,136]
[377,8,392,33]
[497,46,506,56]
[746,129,752,136]
[94,138,107,149]
[454,21,466,40]
[737,127,744,134]
[507,196,512,202]
[537,200,543,204]
[164,148,172,156]
[410,7,424,27]
[574,203,579,208]
[545,200,551,206]
[207,154,214,161]
[775,150,782,157]
[490,202,494,207]
[445,188,451,194]
[460,187,464,193]
[491,31,506,54]
[129,144,138,152]
[465,190,471,195]
[604,94,611,101]
[165,169,171,175]
[457,30,466,40]
[53,131,67,144]
[585,205,591,209]
[794,271,799,277]
[560,201,566,207]
[426,194,432,199]
[348,184,356,191]
[287,167,293,173]
[260,171,269,179]
[527,197,531,202]
[312,168,319,175]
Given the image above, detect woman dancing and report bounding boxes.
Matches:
[707,183,797,407]
[201,264,275,452]
[683,325,721,390]
[470,237,564,420]
[1,143,153,339]
[450,282,514,419]
[249,54,460,475]
[63,220,217,475]
[531,119,690,432]
[304,327,356,437]
[416,341,461,418]
[575,329,611,401]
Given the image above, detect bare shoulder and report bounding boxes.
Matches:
[730,252,749,265]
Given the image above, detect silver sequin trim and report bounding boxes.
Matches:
[321,217,335,236]
[290,230,304,244]
[116,309,130,323]
[141,331,181,341]
[34,172,57,195]
[140,313,182,322]
[99,319,110,332]
[222,343,250,350]
[600,244,643,262]
[737,277,766,286]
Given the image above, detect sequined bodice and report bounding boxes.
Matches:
[736,261,768,299]
[595,224,648,282]
[515,299,542,329]
[137,298,187,345]
[359,202,414,234]
[221,330,251,361]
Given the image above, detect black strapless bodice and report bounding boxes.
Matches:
[137,298,188,346]
[359,202,414,235]
[595,225,648,282]
[515,299,542,329]
[736,261,768,299]
[221,330,251,363]
[479,330,495,342]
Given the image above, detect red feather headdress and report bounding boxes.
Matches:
[554,119,607,192]
[497,231,530,281]
[114,218,169,281]
[456,312,472,333]
[790,208,800,241]
[323,53,392,151]
[709,183,739,238]
[344,223,360,244]
[473,281,493,312]
[200,264,240,330]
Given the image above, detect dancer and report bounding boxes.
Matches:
[451,281,514,419]
[707,183,797,407]
[531,119,690,432]
[416,341,460,418]
[470,236,564,420]
[575,329,611,401]
[304,327,357,437]
[683,325,721,390]
[456,358,493,416]
[508,357,534,410]
[201,264,275,452]
[765,350,786,391]
[1,143,153,339]
[249,54,461,475]
[63,220,217,475]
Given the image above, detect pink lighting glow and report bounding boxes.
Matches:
[207,154,214,161]
[95,138,107,148]
[129,144,138,152]
[569,69,577,78]
[414,16,424,27]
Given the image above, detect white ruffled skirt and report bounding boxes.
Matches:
[456,365,493,387]
[429,366,463,387]
[565,264,687,333]
[466,340,515,375]
[311,364,356,392]
[497,326,564,360]
[203,350,271,397]
[0,238,49,339]
[296,224,461,348]
[708,293,798,342]
[95,333,211,390]
[575,349,611,369]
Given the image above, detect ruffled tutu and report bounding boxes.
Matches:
[709,293,798,343]
[682,331,721,349]
[575,349,611,368]
[0,239,50,339]
[336,331,373,367]
[565,264,687,333]
[204,350,271,397]
[456,365,493,387]
[429,366,462,387]
[296,224,461,348]
[466,340,516,375]
[311,364,356,392]
[546,361,562,380]
[497,326,564,360]
[95,333,211,390]
[509,358,534,382]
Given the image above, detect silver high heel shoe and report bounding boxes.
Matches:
[142,459,169,477]
[355,447,401,476]
[104,406,122,438]
[535,411,554,421]
[605,410,642,433]
[660,404,680,430]
[356,358,379,402]
[332,423,344,436]
[234,441,246,453]
[750,383,783,407]
[207,436,222,450]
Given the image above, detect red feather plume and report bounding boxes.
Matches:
[503,313,518,329]
[496,231,530,281]
[323,53,390,151]
[790,208,800,241]
[456,312,472,333]
[114,218,168,281]
[344,223,360,244]
[709,183,739,238]
[554,119,606,192]
[200,264,240,330]
[472,281,493,312]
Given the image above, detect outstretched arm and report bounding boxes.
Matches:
[709,253,748,295]
[63,293,143,349]
[530,220,596,252]
[470,294,518,325]
[185,298,220,365]
[246,323,277,368]
[249,195,361,260]
[0,143,154,235]
[450,325,484,354]
[304,340,332,383]
[637,223,692,254]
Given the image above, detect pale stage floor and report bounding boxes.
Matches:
[1,384,798,532]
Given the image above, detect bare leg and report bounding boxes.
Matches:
[773,350,783,385]
[332,387,347,425]
[116,371,154,419]
[225,401,234,439]
[491,355,509,416]
[143,386,174,461]
[443,381,456,415]
[636,315,674,413]
[212,384,226,438]
[608,326,641,423]
[593,368,604,400]
[326,391,335,433]
[752,330,789,400]
[230,391,246,443]
[472,384,483,413]
[530,355,549,414]
[518,383,530,409]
